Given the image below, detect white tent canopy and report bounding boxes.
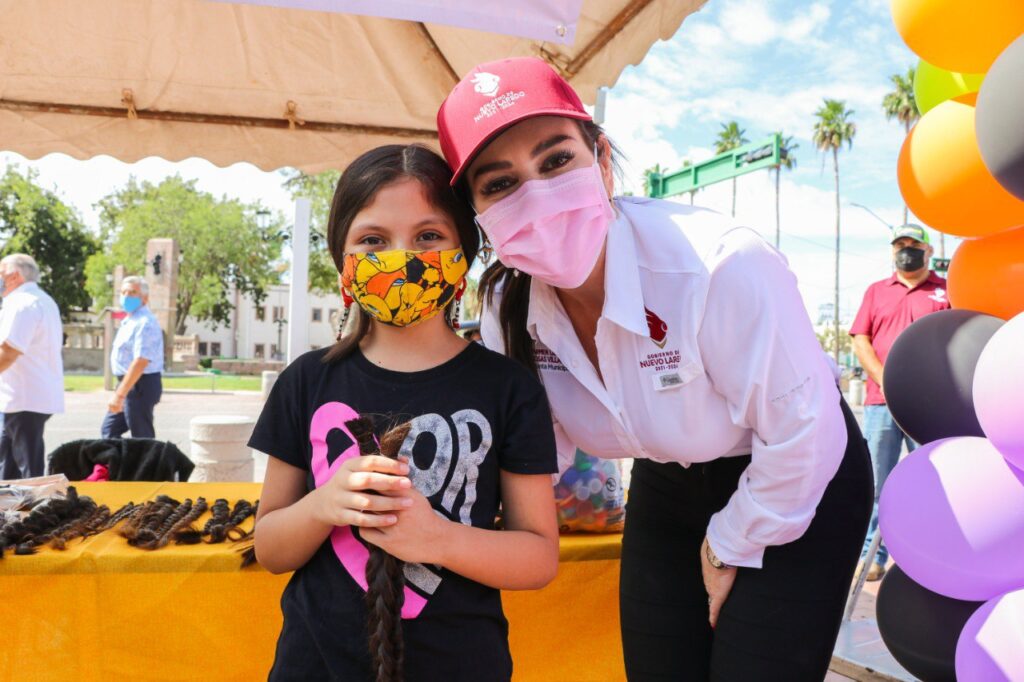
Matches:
[0,0,704,172]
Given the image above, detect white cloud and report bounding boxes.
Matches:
[788,2,832,42]
[719,0,781,47]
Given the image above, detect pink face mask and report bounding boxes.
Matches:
[475,162,613,289]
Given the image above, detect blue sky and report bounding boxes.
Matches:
[0,0,949,321]
[601,0,958,320]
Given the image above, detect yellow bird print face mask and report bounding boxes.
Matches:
[340,247,468,327]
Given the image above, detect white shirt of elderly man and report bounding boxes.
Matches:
[0,253,65,480]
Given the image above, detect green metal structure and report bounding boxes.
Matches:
[646,134,783,198]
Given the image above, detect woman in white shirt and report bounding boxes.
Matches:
[437,57,873,681]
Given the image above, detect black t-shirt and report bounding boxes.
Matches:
[248,343,557,682]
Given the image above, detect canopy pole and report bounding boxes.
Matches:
[287,198,311,365]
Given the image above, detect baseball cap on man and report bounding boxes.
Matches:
[437,57,592,186]
[890,224,930,244]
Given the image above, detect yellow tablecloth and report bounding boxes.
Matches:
[1,482,623,682]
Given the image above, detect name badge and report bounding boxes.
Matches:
[652,372,684,392]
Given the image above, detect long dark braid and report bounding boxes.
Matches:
[50,504,111,550]
[122,495,179,547]
[135,498,193,550]
[161,497,208,548]
[99,502,140,533]
[345,417,412,682]
[203,498,231,542]
[224,500,258,542]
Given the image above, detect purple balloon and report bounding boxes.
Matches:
[956,589,1024,682]
[974,312,1024,471]
[879,437,1024,601]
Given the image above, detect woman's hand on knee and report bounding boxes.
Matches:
[311,456,414,528]
[700,536,738,629]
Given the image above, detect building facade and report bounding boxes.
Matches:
[184,285,342,360]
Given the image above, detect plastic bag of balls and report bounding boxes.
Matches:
[554,450,625,533]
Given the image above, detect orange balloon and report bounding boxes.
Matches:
[948,225,1024,320]
[892,0,1024,73]
[898,95,1024,238]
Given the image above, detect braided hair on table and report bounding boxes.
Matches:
[160,497,208,548]
[122,495,179,547]
[134,498,193,550]
[99,502,140,533]
[202,498,231,543]
[50,504,111,550]
[0,487,96,556]
[345,417,412,682]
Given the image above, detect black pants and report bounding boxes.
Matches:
[101,372,162,439]
[0,411,52,479]
[620,398,873,681]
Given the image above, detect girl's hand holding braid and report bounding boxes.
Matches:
[311,455,414,529]
[361,459,448,565]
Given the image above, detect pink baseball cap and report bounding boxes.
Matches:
[437,57,592,186]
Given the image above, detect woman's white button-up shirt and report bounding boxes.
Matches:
[481,197,848,568]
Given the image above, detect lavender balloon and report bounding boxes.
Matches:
[878,437,1024,601]
[956,589,1024,682]
[974,312,1024,470]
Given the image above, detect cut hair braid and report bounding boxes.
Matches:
[345,417,412,682]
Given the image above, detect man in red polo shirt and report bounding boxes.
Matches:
[850,224,950,580]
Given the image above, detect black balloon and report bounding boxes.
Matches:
[883,309,1003,444]
[977,33,1024,201]
[876,565,983,682]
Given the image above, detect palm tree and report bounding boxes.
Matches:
[882,67,921,227]
[715,121,748,217]
[813,99,856,366]
[772,132,799,249]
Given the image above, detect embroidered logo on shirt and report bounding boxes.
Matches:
[929,288,947,303]
[645,308,668,348]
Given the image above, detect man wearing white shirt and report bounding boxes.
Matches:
[0,254,65,479]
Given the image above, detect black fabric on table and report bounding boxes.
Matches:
[47,438,194,482]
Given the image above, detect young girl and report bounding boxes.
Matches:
[249,145,560,682]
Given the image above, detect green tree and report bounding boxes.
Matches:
[882,66,920,227]
[281,169,341,293]
[0,166,98,320]
[714,122,749,217]
[85,176,284,333]
[813,99,857,366]
[772,133,800,249]
[816,325,852,359]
